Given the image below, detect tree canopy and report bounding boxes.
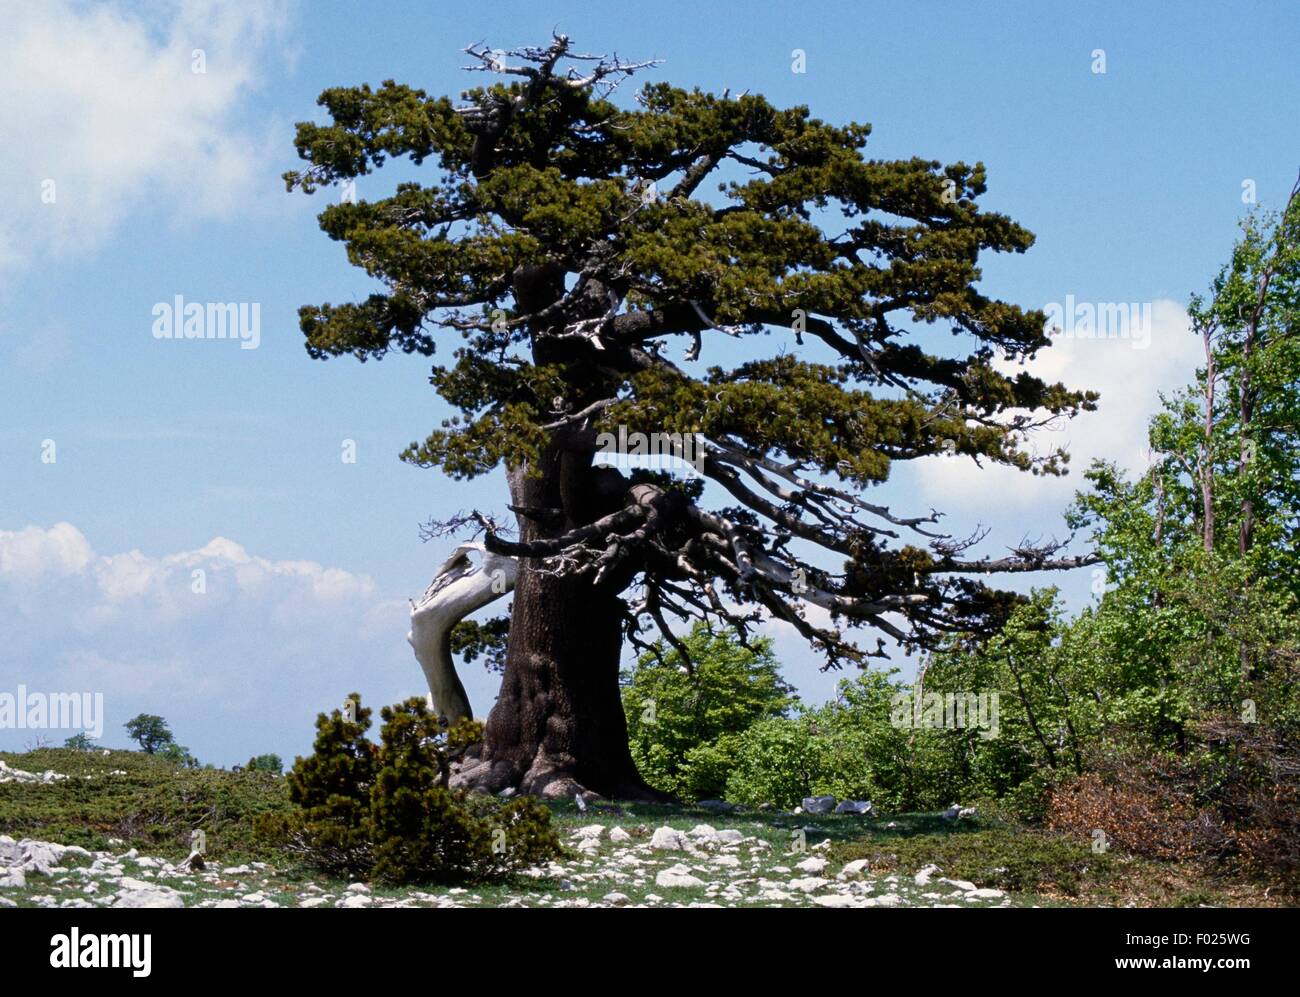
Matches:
[286,34,1096,669]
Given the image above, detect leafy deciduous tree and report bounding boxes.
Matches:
[123,713,173,755]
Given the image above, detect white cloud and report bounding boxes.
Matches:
[911,298,1204,507]
[0,522,377,615]
[0,0,291,280]
[0,521,94,581]
[0,522,416,763]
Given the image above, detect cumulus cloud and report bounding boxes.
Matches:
[909,298,1204,508]
[0,0,291,280]
[0,522,420,763]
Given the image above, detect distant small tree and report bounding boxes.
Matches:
[64,733,96,751]
[157,741,200,769]
[123,714,173,755]
[247,753,284,774]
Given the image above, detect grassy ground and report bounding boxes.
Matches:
[0,748,289,862]
[0,748,1284,907]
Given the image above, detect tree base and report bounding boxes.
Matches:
[452,748,672,803]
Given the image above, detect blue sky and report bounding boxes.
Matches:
[1,0,1297,764]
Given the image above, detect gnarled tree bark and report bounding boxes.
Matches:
[451,453,667,801]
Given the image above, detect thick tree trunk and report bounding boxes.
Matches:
[448,260,668,801]
[452,452,666,801]
[455,561,658,799]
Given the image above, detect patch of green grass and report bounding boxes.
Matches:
[0,748,291,863]
[822,815,1263,906]
[829,818,1115,897]
[2,749,1277,907]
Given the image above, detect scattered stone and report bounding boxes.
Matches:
[914,863,942,886]
[0,868,27,889]
[113,886,184,909]
[602,892,631,906]
[840,859,870,878]
[865,893,901,907]
[794,856,828,874]
[812,894,863,907]
[801,795,837,814]
[609,827,632,844]
[655,864,706,889]
[834,799,875,815]
[649,826,690,851]
[0,838,77,877]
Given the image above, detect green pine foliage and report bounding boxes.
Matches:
[268,695,560,884]
[284,36,1098,668]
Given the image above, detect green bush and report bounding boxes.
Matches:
[621,623,795,800]
[724,670,980,812]
[724,715,820,809]
[266,694,561,884]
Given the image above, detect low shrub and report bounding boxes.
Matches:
[261,694,561,884]
[1048,720,1300,889]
